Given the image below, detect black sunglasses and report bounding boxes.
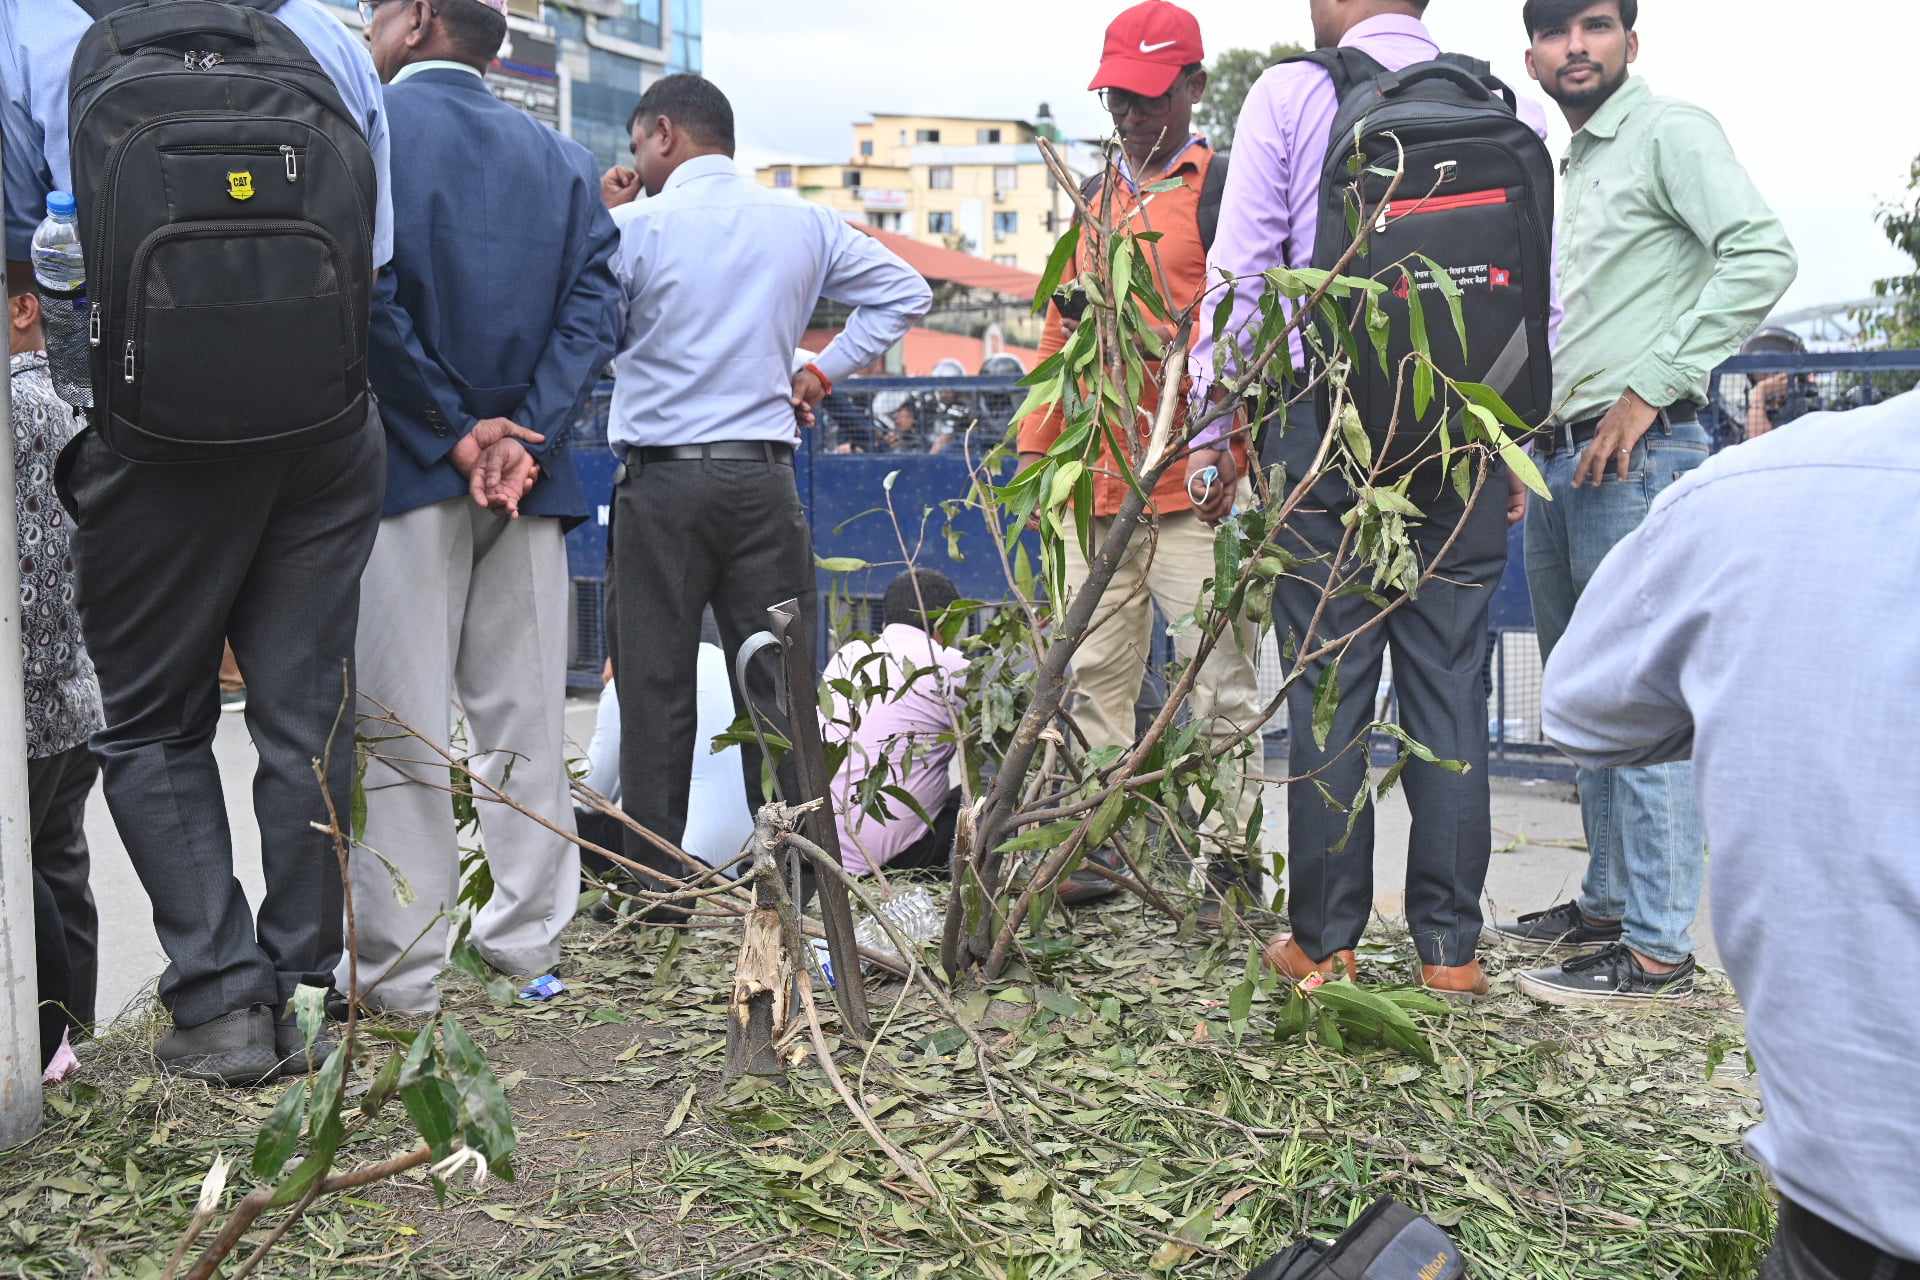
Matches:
[1097,72,1192,116]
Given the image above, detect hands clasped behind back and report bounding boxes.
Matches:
[450,417,546,517]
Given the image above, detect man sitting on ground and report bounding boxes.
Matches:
[822,571,969,876]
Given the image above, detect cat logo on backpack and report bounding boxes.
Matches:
[226,170,255,201]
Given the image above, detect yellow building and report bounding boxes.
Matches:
[757,111,1096,275]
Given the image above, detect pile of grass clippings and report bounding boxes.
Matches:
[0,893,1772,1278]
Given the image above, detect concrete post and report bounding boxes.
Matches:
[0,126,48,1148]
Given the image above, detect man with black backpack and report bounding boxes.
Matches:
[1185,0,1554,1000]
[1017,0,1268,920]
[2,0,393,1085]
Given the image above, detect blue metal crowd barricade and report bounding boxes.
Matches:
[561,376,1026,691]
[565,353,1920,777]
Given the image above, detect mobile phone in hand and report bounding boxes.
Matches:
[1054,286,1090,323]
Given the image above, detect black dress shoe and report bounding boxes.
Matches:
[155,1006,279,1087]
[1057,847,1127,907]
[1195,857,1266,929]
[270,1013,341,1080]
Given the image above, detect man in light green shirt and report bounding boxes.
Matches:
[1487,0,1796,1007]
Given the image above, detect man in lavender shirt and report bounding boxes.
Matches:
[822,572,969,876]
[1184,1,1552,999]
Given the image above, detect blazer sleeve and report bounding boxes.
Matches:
[368,258,477,468]
[514,144,622,454]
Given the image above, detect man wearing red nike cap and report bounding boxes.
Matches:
[1018,0,1268,924]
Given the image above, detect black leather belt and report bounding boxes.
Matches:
[630,441,793,465]
[1537,401,1702,459]
[1783,1200,1920,1280]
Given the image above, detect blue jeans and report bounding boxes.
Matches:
[1524,420,1710,965]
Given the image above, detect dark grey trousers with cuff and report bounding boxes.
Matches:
[608,449,817,886]
[60,408,383,1029]
[1264,403,1509,969]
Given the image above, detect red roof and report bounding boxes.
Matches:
[851,223,1043,299]
[799,326,1042,377]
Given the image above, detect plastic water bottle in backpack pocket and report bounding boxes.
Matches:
[30,193,93,411]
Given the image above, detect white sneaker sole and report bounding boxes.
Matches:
[1516,971,1694,1007]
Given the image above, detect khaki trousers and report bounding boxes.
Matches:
[343,499,577,1013]
[1061,506,1267,866]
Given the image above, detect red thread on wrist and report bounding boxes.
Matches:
[805,363,833,396]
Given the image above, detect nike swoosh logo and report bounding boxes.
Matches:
[1138,39,1178,53]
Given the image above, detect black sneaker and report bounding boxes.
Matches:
[1484,899,1622,954]
[155,1006,279,1087]
[1057,847,1126,907]
[1517,943,1696,1007]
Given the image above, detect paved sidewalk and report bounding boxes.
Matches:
[80,708,1716,1025]
[1259,771,1718,970]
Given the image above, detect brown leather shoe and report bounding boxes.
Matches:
[1261,934,1358,982]
[1420,960,1491,1002]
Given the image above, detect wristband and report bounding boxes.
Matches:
[805,363,833,396]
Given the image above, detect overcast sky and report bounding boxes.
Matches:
[706,1,1917,315]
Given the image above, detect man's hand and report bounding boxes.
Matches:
[475,438,540,518]
[450,417,546,511]
[1506,463,1529,526]
[1746,372,1789,439]
[1571,389,1660,488]
[1186,447,1237,525]
[601,165,641,210]
[790,367,827,429]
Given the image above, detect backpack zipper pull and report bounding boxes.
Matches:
[281,145,298,183]
[88,303,101,348]
[123,341,136,383]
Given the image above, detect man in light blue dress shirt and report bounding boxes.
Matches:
[2,0,394,1085]
[1539,392,1920,1275]
[600,74,930,906]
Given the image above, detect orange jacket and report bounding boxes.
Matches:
[1017,142,1243,517]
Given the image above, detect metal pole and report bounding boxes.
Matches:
[0,125,48,1147]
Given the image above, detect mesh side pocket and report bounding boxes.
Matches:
[36,285,94,410]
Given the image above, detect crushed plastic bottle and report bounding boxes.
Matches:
[852,885,942,970]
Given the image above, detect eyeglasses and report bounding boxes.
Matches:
[356,0,428,25]
[1097,76,1188,117]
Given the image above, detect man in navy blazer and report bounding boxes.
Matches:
[346,0,620,1014]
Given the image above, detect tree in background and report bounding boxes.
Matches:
[1194,43,1305,150]
[1859,154,1920,349]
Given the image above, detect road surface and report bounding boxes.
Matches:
[79,707,1715,1026]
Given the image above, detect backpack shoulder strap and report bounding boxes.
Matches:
[1437,52,1492,79]
[1196,148,1228,254]
[70,0,289,28]
[1276,47,1389,104]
